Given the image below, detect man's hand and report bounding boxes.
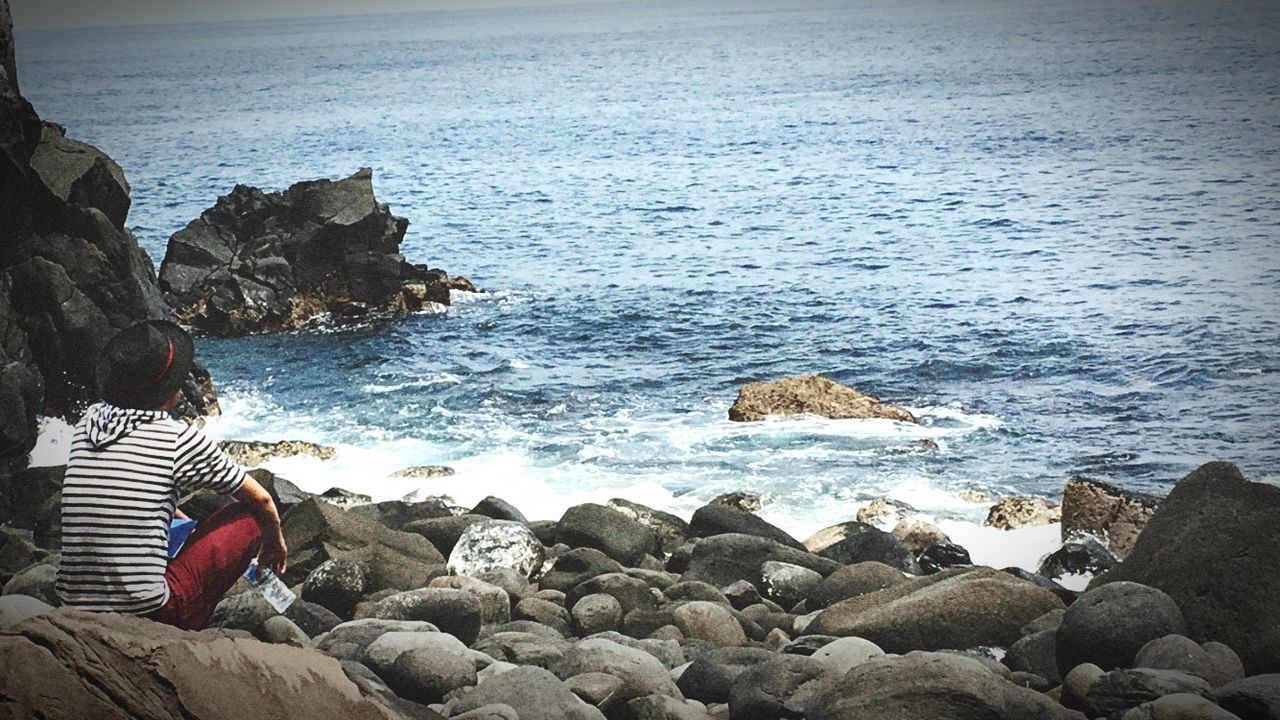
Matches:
[258,531,288,579]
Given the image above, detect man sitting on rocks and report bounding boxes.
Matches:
[55,320,288,630]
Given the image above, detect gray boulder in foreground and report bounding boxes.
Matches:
[1055,581,1187,675]
[0,609,409,719]
[1092,462,1280,675]
[728,375,917,423]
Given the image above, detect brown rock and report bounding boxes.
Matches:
[727,375,916,423]
[985,496,1060,530]
[219,439,337,467]
[1061,477,1159,559]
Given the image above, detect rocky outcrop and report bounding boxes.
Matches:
[29,123,130,229]
[984,495,1060,530]
[159,169,472,336]
[727,375,917,423]
[1093,462,1280,675]
[1060,476,1159,559]
[219,438,337,466]
[0,609,405,719]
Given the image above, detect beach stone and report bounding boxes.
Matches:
[628,694,718,720]
[608,498,691,554]
[1002,566,1079,604]
[1120,693,1243,720]
[285,600,343,638]
[515,596,572,634]
[356,587,483,644]
[403,513,491,558]
[572,592,623,636]
[556,503,659,566]
[361,630,473,676]
[315,618,440,661]
[448,520,544,582]
[429,575,511,627]
[347,498,452,531]
[583,631,686,670]
[1084,669,1214,718]
[809,636,884,675]
[623,607,677,639]
[475,568,530,600]
[1039,533,1117,580]
[1214,674,1280,720]
[722,579,764,610]
[782,634,840,656]
[473,631,572,668]
[319,487,373,509]
[664,580,731,606]
[806,561,906,609]
[1134,635,1245,688]
[689,502,803,549]
[985,496,1061,529]
[624,566,678,589]
[0,561,56,605]
[0,609,409,720]
[728,654,825,720]
[449,665,606,720]
[554,637,683,702]
[303,557,367,618]
[809,567,1064,653]
[1056,581,1187,675]
[1061,476,1159,559]
[759,561,822,608]
[727,375,916,423]
[918,538,972,574]
[566,671,625,705]
[566,572,663,616]
[541,547,624,593]
[0,593,53,629]
[855,498,915,528]
[452,705,520,720]
[672,601,746,647]
[804,651,1086,720]
[802,521,920,573]
[681,533,839,591]
[261,615,310,647]
[470,496,527,523]
[386,646,478,705]
[1022,608,1065,635]
[1093,462,1280,675]
[1004,629,1062,685]
[676,646,776,703]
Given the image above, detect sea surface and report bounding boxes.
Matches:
[17,0,1280,556]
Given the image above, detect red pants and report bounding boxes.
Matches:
[146,503,262,630]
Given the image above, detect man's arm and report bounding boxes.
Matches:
[232,476,287,578]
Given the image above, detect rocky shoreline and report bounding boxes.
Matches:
[2,459,1278,719]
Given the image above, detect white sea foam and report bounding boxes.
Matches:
[30,416,75,467]
[360,372,463,395]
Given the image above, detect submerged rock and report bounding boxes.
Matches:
[728,375,916,423]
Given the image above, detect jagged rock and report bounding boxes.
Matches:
[608,498,691,554]
[281,497,445,589]
[681,533,839,591]
[447,666,605,720]
[855,498,915,528]
[356,588,484,645]
[1084,669,1214,719]
[390,465,456,479]
[1135,635,1245,688]
[471,496,527,523]
[448,519,544,580]
[689,502,803,549]
[808,567,1065,652]
[1056,582,1187,675]
[806,561,906,610]
[727,375,917,423]
[1094,462,1280,675]
[0,609,406,719]
[803,521,920,574]
[219,439,336,466]
[1039,533,1117,580]
[1061,476,1159,559]
[1214,674,1280,720]
[556,503,659,566]
[710,491,763,513]
[918,538,972,574]
[29,122,129,229]
[985,496,1061,530]
[804,651,1086,720]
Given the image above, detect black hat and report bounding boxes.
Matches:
[96,320,195,409]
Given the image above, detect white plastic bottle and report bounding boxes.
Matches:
[245,560,296,613]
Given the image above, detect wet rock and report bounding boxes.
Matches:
[676,646,776,703]
[448,665,606,720]
[802,521,920,574]
[985,496,1061,530]
[673,601,746,647]
[1084,669,1214,719]
[1094,462,1280,674]
[806,561,906,610]
[556,503,660,567]
[1056,581,1187,675]
[1039,533,1117,580]
[448,519,545,581]
[1135,635,1245,688]
[918,538,972,574]
[470,496,527,523]
[728,375,916,423]
[608,498,691,554]
[808,567,1065,653]
[680,533,839,591]
[219,439,336,466]
[689,502,803,549]
[1061,476,1159,560]
[356,588,483,644]
[540,547,625,594]
[728,654,825,720]
[804,651,1086,720]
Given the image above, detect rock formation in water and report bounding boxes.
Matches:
[728,374,917,423]
[159,169,476,336]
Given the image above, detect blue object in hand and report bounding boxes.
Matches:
[168,518,197,557]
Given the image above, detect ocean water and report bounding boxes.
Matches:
[17,0,1280,556]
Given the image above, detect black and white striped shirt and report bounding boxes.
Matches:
[55,402,246,613]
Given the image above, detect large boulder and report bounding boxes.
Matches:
[807,567,1065,653]
[727,654,826,720]
[727,375,916,423]
[1056,581,1187,675]
[1061,476,1159,559]
[540,547,625,594]
[29,123,130,229]
[447,666,605,720]
[608,498,691,554]
[354,588,484,645]
[676,646,777,703]
[802,521,920,574]
[806,561,906,610]
[1134,635,1245,689]
[555,503,659,567]
[689,503,803,549]
[1093,462,1280,674]
[158,168,462,336]
[280,497,445,589]
[1214,674,1280,720]
[804,651,1086,720]
[448,519,545,580]
[680,533,839,591]
[0,609,406,719]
